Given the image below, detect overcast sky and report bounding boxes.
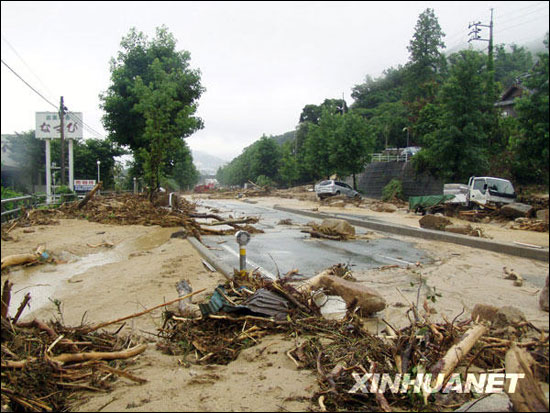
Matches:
[1,1,548,161]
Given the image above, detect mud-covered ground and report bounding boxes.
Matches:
[1,192,548,411]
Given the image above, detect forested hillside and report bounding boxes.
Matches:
[216,8,549,190]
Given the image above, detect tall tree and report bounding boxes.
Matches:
[404,8,447,122]
[250,135,281,182]
[413,50,492,181]
[351,66,407,110]
[329,112,374,189]
[100,26,204,193]
[512,34,549,185]
[278,140,299,187]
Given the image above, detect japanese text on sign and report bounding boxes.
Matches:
[35,112,83,139]
[74,180,96,191]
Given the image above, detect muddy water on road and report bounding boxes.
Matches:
[7,227,175,317]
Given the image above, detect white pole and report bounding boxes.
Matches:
[45,138,52,204]
[68,138,74,191]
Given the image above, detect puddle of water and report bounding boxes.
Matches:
[9,248,123,317]
[8,226,176,317]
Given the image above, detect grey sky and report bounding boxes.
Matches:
[1,1,548,161]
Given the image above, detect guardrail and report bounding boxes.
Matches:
[370,153,411,163]
[1,195,35,222]
[1,194,78,223]
[1,190,141,223]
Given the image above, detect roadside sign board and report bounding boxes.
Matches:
[74,179,96,191]
[36,112,83,139]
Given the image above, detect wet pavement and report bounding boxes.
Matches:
[195,199,433,279]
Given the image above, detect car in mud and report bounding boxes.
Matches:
[314,180,360,200]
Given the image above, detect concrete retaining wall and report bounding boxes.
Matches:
[348,161,444,199]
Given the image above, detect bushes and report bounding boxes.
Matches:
[381,179,404,202]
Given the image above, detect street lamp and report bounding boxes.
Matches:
[96,160,101,183]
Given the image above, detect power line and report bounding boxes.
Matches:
[495,1,548,24]
[66,110,106,139]
[1,57,107,140]
[494,12,550,35]
[1,58,58,110]
[1,33,56,100]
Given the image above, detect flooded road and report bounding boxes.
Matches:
[194,199,433,278]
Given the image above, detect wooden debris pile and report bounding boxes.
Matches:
[1,280,148,412]
[301,218,356,241]
[1,194,264,241]
[188,209,263,236]
[510,217,549,232]
[156,269,549,412]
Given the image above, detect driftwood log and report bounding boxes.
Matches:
[299,270,386,314]
[1,245,46,271]
[2,343,148,368]
[77,181,102,209]
[430,324,487,382]
[505,343,549,412]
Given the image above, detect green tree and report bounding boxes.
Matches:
[250,135,281,183]
[351,66,407,110]
[329,112,374,189]
[167,141,199,190]
[404,8,447,127]
[413,50,492,181]
[494,44,534,91]
[278,140,299,187]
[100,26,204,193]
[512,34,549,185]
[303,110,341,180]
[71,138,127,189]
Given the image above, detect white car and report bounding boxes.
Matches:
[314,180,360,200]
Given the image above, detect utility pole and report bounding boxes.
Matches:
[468,9,495,100]
[59,96,66,186]
[469,9,498,146]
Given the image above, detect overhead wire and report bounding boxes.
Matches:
[1,33,56,100]
[1,58,58,110]
[1,57,107,139]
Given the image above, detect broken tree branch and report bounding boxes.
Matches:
[430,324,487,382]
[77,182,102,209]
[2,343,148,368]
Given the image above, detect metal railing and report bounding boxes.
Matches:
[1,189,141,223]
[1,195,35,222]
[370,153,411,163]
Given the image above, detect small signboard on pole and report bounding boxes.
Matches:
[74,179,96,192]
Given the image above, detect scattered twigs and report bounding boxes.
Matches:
[81,289,205,333]
[97,363,147,384]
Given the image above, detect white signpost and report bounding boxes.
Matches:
[35,112,83,203]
